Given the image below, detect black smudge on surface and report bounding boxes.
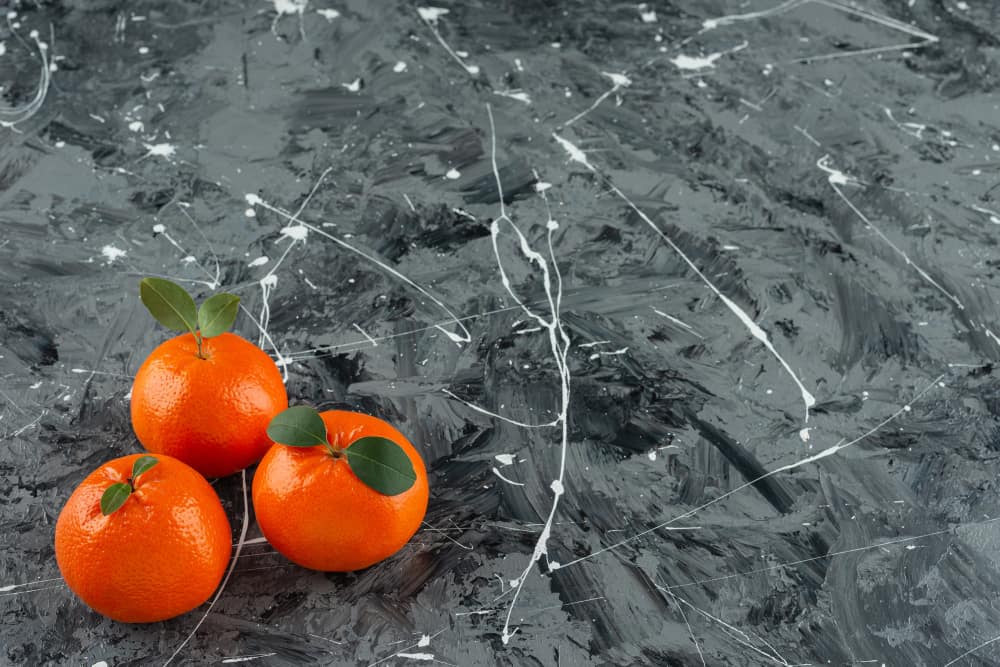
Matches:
[5,0,1000,665]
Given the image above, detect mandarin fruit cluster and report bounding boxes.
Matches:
[54,278,429,623]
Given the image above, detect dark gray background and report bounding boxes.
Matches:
[3,0,1000,665]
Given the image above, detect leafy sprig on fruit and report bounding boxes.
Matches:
[139,277,240,359]
[101,455,159,515]
[267,406,417,496]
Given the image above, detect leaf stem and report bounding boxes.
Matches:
[195,331,206,360]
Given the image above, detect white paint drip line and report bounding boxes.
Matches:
[553,374,944,571]
[554,132,816,421]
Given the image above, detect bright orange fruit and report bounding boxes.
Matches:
[252,410,429,571]
[54,454,231,623]
[130,332,287,478]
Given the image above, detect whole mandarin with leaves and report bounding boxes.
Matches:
[130,278,287,478]
[54,454,231,623]
[253,407,429,572]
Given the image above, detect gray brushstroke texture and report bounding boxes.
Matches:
[2,0,1000,665]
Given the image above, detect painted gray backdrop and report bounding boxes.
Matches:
[3,0,1000,665]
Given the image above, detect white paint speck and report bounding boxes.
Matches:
[273,0,308,17]
[494,454,516,465]
[638,3,657,22]
[92,662,109,667]
[342,77,361,92]
[128,120,144,132]
[138,46,149,55]
[417,6,448,23]
[245,208,256,218]
[550,479,564,494]
[152,223,165,233]
[956,1,969,9]
[0,42,6,57]
[799,427,811,442]
[670,41,747,71]
[101,245,127,264]
[144,142,177,159]
[647,450,657,461]
[445,168,460,179]
[417,634,432,647]
[393,60,408,72]
[280,224,308,241]
[245,193,263,206]
[249,256,270,267]
[396,654,434,662]
[316,8,340,20]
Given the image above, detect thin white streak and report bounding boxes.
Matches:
[944,634,1000,667]
[486,104,572,645]
[0,577,62,593]
[421,521,474,550]
[163,470,250,666]
[554,132,815,420]
[352,323,378,346]
[442,388,559,429]
[416,8,479,76]
[0,28,50,128]
[553,374,944,570]
[820,157,964,310]
[247,199,470,345]
[492,467,526,486]
[562,72,631,127]
[221,654,277,664]
[651,307,703,338]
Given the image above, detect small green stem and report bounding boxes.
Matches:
[195,331,205,359]
[323,439,343,459]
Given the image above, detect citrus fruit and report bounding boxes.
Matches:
[253,409,429,571]
[54,453,232,623]
[130,331,288,478]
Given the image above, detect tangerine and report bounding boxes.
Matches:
[252,410,429,571]
[131,332,287,478]
[54,454,232,623]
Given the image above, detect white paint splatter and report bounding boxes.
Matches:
[670,41,747,71]
[221,654,277,664]
[342,77,361,92]
[128,120,144,132]
[494,89,532,104]
[152,223,166,233]
[92,662,108,667]
[0,42,7,57]
[556,131,816,420]
[494,453,516,465]
[637,3,657,22]
[417,634,432,647]
[393,60,408,72]
[416,6,448,22]
[445,168,461,180]
[396,654,435,662]
[138,46,149,55]
[316,8,340,20]
[144,142,177,159]
[248,256,270,267]
[492,467,525,486]
[799,427,811,442]
[101,245,127,263]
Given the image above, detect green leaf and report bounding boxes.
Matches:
[131,455,158,482]
[345,436,417,496]
[101,483,132,516]
[267,406,328,447]
[198,293,240,338]
[140,277,198,334]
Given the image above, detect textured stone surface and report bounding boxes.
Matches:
[4,1,1000,665]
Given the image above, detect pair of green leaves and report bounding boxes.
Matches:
[140,277,240,342]
[101,455,159,515]
[267,406,417,496]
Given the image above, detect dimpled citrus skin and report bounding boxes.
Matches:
[131,332,288,478]
[252,411,429,572]
[54,454,232,623]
